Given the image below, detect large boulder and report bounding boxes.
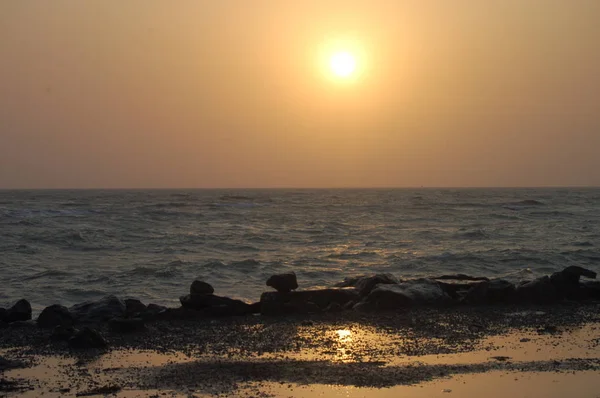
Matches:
[550,266,597,299]
[69,296,126,323]
[180,294,253,316]
[354,274,399,296]
[37,304,73,328]
[437,281,483,300]
[6,299,32,323]
[361,279,451,310]
[462,279,516,305]
[51,325,76,341]
[515,276,558,304]
[124,299,147,316]
[260,288,359,316]
[581,281,600,300]
[266,272,298,293]
[69,327,107,349]
[190,280,214,296]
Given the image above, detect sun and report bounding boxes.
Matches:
[329,51,357,78]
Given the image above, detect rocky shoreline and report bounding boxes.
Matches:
[1,264,599,396]
[1,266,599,351]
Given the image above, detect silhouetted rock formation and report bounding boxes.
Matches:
[124,299,147,316]
[37,304,73,328]
[190,280,215,296]
[266,272,298,293]
[357,279,450,310]
[70,296,126,323]
[260,289,359,316]
[6,299,32,323]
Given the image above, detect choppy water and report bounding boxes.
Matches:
[1,188,599,312]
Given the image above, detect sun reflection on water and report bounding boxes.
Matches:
[336,329,353,342]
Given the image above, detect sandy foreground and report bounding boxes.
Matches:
[1,304,599,397]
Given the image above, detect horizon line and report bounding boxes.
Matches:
[1,185,599,191]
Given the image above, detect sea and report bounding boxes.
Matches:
[1,188,599,313]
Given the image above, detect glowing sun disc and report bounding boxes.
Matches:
[329,51,357,77]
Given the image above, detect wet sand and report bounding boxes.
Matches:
[1,303,599,397]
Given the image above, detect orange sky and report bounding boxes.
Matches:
[1,1,599,188]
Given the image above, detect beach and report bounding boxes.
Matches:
[2,302,599,397]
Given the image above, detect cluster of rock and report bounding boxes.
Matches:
[1,266,598,349]
[259,267,599,313]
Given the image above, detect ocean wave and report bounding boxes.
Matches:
[2,188,600,307]
[64,287,109,298]
[214,242,261,252]
[2,209,99,218]
[327,251,379,260]
[210,202,261,208]
[13,244,39,254]
[22,269,72,281]
[123,265,181,278]
[572,241,594,247]
[529,210,574,217]
[230,259,261,268]
[143,201,190,208]
[560,249,600,262]
[508,199,546,207]
[220,195,253,201]
[455,229,489,240]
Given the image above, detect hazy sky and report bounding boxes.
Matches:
[1,1,599,188]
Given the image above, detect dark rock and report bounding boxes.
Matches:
[8,320,36,329]
[6,299,32,323]
[75,384,122,396]
[124,299,147,315]
[355,274,399,296]
[141,303,168,320]
[190,280,214,296]
[51,325,76,341]
[297,301,322,314]
[463,279,516,304]
[266,272,298,293]
[69,327,107,349]
[247,302,262,314]
[0,308,6,322]
[352,301,371,312]
[515,276,558,304]
[180,294,253,316]
[437,281,482,300]
[581,281,600,300]
[69,295,126,323]
[324,302,344,313]
[260,288,359,316]
[561,265,597,280]
[146,303,167,313]
[550,266,597,299]
[204,303,254,317]
[108,317,145,333]
[362,279,451,310]
[37,304,73,328]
